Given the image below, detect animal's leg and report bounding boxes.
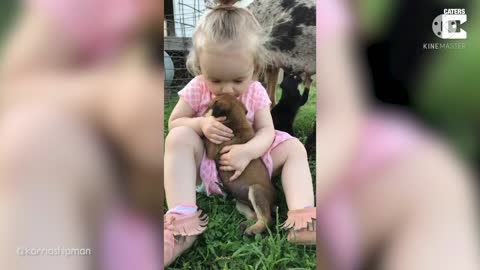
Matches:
[244,185,273,235]
[237,201,256,234]
[300,73,312,106]
[236,201,256,220]
[300,86,310,106]
[304,73,313,89]
[266,66,280,106]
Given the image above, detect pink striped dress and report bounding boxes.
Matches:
[178,76,294,196]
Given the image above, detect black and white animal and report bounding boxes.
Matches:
[270,72,309,136]
[251,0,315,103]
[206,0,316,104]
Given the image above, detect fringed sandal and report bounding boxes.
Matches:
[163,210,208,267]
[281,207,316,245]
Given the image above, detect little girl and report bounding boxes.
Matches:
[163,0,316,266]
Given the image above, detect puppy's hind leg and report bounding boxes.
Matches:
[236,201,256,233]
[236,201,256,220]
[244,185,273,236]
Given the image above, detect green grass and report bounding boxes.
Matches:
[168,194,316,270]
[165,83,317,269]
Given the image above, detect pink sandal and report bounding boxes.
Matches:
[282,207,317,245]
[163,210,208,267]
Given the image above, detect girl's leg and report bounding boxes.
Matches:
[164,126,204,209]
[271,138,315,210]
[354,141,479,270]
[0,107,115,270]
[163,126,207,267]
[271,138,316,244]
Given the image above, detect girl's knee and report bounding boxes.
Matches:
[287,138,308,158]
[271,138,308,171]
[165,126,202,149]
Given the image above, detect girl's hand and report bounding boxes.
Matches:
[219,144,252,181]
[201,116,234,144]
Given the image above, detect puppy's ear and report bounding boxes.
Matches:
[209,97,228,117]
[212,103,226,117]
[207,99,217,110]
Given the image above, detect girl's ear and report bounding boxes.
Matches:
[252,62,261,81]
[241,101,248,115]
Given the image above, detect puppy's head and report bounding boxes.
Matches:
[208,95,247,123]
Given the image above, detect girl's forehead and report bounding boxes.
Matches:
[204,40,252,54]
[200,50,254,78]
[202,43,253,60]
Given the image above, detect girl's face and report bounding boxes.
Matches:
[199,45,255,97]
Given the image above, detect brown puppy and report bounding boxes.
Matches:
[204,94,275,235]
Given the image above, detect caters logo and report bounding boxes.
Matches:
[432,9,467,39]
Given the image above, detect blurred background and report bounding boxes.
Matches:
[356,0,479,173]
[0,0,164,269]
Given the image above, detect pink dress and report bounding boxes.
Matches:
[178,76,295,196]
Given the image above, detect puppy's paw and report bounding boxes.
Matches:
[239,221,249,235]
[244,223,265,236]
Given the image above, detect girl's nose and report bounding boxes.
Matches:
[222,85,234,94]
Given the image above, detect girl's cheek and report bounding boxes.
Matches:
[241,83,250,93]
[207,83,218,94]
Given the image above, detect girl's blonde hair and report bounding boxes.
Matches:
[186,1,271,78]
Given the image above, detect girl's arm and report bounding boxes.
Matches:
[241,106,275,160]
[168,98,233,144]
[168,98,203,134]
